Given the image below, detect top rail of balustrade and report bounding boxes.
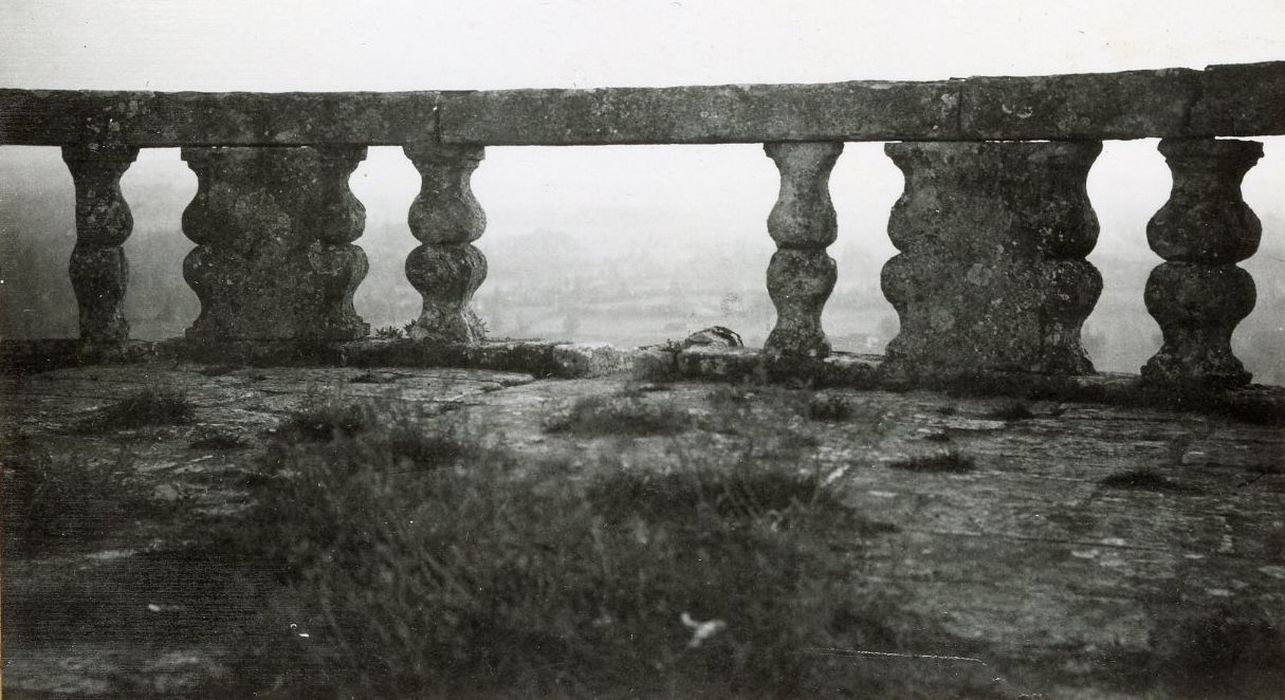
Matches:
[1,62,1282,147]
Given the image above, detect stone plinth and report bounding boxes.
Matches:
[180,146,369,343]
[882,141,1103,377]
[1142,138,1263,387]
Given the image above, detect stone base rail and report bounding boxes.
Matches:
[3,62,1282,387]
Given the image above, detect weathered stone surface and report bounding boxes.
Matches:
[337,338,634,378]
[1189,62,1285,137]
[763,142,843,358]
[958,68,1201,140]
[7,62,1281,148]
[440,80,959,145]
[1143,138,1263,388]
[0,90,439,146]
[180,146,369,343]
[881,141,1103,377]
[61,144,139,347]
[404,143,488,342]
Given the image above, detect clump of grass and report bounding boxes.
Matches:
[986,401,1035,421]
[1099,467,1188,493]
[616,380,670,398]
[198,364,242,377]
[888,451,976,474]
[348,370,393,384]
[2,450,158,556]
[74,387,196,433]
[215,404,965,698]
[373,325,405,340]
[275,398,374,442]
[544,394,692,436]
[806,393,853,422]
[706,384,754,407]
[188,433,248,451]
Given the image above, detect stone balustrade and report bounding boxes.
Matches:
[2,61,1282,387]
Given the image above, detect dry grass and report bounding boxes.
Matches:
[202,398,1004,698]
[73,387,195,433]
[888,451,977,474]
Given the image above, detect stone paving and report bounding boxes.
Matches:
[2,363,1283,697]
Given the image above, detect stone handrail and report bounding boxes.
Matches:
[3,61,1282,387]
[3,62,1283,146]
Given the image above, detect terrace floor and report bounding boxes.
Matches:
[2,362,1284,698]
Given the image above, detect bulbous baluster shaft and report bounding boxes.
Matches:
[404,143,488,343]
[180,146,369,343]
[61,144,140,347]
[881,141,1103,377]
[1142,138,1263,387]
[763,141,843,358]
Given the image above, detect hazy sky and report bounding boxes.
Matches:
[3,0,1285,90]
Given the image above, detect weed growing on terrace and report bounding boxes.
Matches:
[807,393,854,422]
[188,432,247,451]
[275,397,375,442]
[1,449,159,556]
[888,451,977,474]
[210,400,992,698]
[543,394,692,436]
[74,387,195,433]
[986,401,1035,421]
[1098,467,1189,493]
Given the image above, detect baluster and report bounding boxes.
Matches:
[180,146,369,343]
[61,143,139,348]
[882,141,1102,376]
[403,142,487,343]
[1142,138,1263,387]
[763,141,843,357]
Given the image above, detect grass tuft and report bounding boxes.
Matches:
[888,451,977,474]
[544,394,692,436]
[74,387,195,433]
[986,401,1035,421]
[188,433,248,451]
[806,393,854,422]
[208,402,964,698]
[1,450,159,556]
[1099,467,1188,493]
[348,370,394,384]
[198,364,242,377]
[276,398,374,442]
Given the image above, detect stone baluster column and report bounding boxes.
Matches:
[763,141,844,357]
[1142,138,1263,387]
[403,143,487,343]
[180,146,369,345]
[881,141,1103,377]
[61,144,140,347]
